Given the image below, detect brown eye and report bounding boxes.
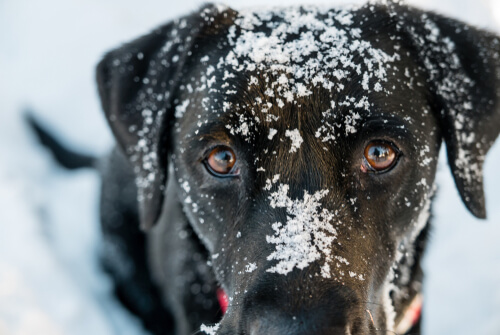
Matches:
[362,141,399,173]
[205,146,237,176]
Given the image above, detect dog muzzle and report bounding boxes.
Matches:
[217,288,421,334]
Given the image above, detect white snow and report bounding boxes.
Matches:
[1,1,500,335]
[200,323,220,335]
[219,4,402,142]
[268,128,278,140]
[285,129,304,153]
[245,263,257,273]
[266,184,337,277]
[174,99,190,118]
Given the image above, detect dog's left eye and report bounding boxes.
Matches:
[204,146,239,177]
[361,141,400,173]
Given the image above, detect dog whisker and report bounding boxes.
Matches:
[366,309,376,326]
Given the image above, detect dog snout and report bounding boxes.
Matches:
[245,312,368,335]
[223,285,371,335]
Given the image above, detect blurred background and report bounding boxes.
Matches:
[0,0,499,334]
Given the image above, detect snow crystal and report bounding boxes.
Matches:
[263,174,280,191]
[266,184,337,277]
[181,181,190,193]
[200,323,220,335]
[245,263,257,273]
[344,110,361,135]
[268,128,278,140]
[174,99,190,118]
[285,129,303,153]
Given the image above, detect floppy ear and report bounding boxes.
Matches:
[96,5,234,230]
[394,5,500,218]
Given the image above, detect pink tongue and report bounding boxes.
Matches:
[217,288,229,314]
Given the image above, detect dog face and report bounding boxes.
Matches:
[97,3,500,334]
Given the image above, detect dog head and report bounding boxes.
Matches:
[97,2,500,334]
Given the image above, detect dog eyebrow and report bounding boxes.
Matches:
[354,115,416,144]
[361,115,409,131]
[188,125,232,144]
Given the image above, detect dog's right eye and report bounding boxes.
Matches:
[204,146,239,177]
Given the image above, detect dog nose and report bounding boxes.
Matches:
[229,283,374,335]
[246,310,363,335]
[238,296,370,335]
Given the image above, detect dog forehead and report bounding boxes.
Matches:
[214,5,400,111]
[176,5,433,150]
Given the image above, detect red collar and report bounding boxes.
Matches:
[395,293,423,334]
[217,288,229,314]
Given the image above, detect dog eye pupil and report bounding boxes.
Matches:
[206,147,236,175]
[363,141,397,172]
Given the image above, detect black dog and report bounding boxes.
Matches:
[31,2,500,334]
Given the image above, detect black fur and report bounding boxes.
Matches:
[31,2,500,335]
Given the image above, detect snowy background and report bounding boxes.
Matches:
[0,0,499,334]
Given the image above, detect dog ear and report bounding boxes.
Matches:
[394,5,500,218]
[96,5,235,230]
